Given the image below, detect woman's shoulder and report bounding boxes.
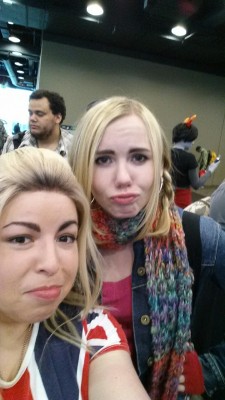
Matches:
[200,215,225,262]
[200,215,221,238]
[200,216,225,291]
[82,308,129,360]
[85,308,127,340]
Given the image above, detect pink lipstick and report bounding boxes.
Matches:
[111,194,138,205]
[27,286,61,301]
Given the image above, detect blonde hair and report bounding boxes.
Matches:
[69,96,174,238]
[0,147,102,343]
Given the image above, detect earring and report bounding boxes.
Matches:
[159,177,164,192]
[90,197,95,205]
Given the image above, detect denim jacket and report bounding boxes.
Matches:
[192,215,225,399]
[132,239,152,385]
[132,215,225,399]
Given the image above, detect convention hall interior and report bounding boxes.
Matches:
[0,0,225,197]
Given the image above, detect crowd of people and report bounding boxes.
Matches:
[0,90,224,400]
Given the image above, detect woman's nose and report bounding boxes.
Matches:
[114,162,132,187]
[36,242,60,276]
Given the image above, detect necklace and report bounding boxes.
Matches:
[0,324,33,381]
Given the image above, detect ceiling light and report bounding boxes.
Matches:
[12,51,22,56]
[9,35,20,43]
[15,61,23,66]
[171,25,187,37]
[3,0,13,4]
[87,2,104,16]
[17,70,24,74]
[8,21,14,25]
[18,76,24,80]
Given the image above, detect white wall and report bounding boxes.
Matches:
[39,40,225,184]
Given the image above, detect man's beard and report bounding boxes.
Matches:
[30,130,52,141]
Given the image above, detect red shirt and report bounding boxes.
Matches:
[102,275,135,360]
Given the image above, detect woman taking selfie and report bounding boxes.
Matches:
[0,147,149,400]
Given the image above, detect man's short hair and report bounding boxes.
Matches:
[29,89,66,123]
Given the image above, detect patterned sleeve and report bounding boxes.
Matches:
[82,308,129,360]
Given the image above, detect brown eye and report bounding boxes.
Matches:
[9,236,31,244]
[58,235,76,243]
[132,154,148,163]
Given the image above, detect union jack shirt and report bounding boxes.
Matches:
[0,308,129,400]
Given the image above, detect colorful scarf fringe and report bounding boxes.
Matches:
[92,204,193,400]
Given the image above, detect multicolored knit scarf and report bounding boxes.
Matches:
[92,204,193,400]
[91,206,144,248]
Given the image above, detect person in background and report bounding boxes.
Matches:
[13,122,21,135]
[0,147,149,400]
[196,145,209,172]
[0,119,7,154]
[11,122,26,149]
[171,115,220,208]
[2,90,72,159]
[69,96,202,400]
[209,180,225,231]
[12,130,26,149]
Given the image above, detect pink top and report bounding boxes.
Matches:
[102,275,135,361]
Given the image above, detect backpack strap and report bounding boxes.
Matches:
[13,132,25,149]
[182,211,202,305]
[183,212,225,355]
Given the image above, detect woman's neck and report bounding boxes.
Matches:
[100,242,134,282]
[0,321,32,381]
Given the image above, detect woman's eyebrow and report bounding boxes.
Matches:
[3,221,40,232]
[3,220,78,232]
[58,220,78,232]
[95,149,115,155]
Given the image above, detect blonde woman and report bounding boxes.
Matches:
[69,96,204,400]
[0,147,149,400]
